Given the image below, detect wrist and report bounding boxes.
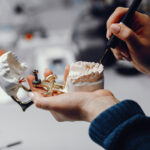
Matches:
[82,93,119,122]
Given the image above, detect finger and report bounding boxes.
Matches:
[111,44,131,61]
[27,75,35,90]
[44,68,53,78]
[64,65,70,84]
[111,48,124,60]
[27,70,53,93]
[109,23,141,54]
[29,91,64,110]
[27,75,50,93]
[106,7,128,38]
[107,7,128,29]
[106,7,148,39]
[29,92,52,110]
[29,92,75,110]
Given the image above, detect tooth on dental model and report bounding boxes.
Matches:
[65,61,104,92]
[0,51,27,97]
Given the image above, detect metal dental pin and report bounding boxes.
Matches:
[32,69,65,96]
[32,69,41,85]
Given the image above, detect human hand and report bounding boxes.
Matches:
[107,7,150,75]
[27,68,118,122]
[27,67,118,122]
[28,90,118,122]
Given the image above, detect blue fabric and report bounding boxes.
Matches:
[89,100,150,150]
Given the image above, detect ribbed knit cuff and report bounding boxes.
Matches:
[89,100,145,148]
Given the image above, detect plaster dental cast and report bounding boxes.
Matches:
[0,51,104,110]
[65,61,104,92]
[0,51,27,97]
[28,7,150,150]
[0,51,35,111]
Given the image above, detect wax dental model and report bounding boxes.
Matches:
[0,52,27,96]
[65,61,104,92]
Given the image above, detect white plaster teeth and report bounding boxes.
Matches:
[4,68,10,75]
[21,63,27,70]
[65,61,104,92]
[0,51,27,97]
[3,64,9,68]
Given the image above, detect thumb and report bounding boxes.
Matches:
[64,65,70,84]
[109,23,141,53]
[28,92,52,110]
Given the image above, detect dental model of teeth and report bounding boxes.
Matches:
[0,52,104,111]
[65,61,104,92]
[0,51,33,111]
[0,51,27,97]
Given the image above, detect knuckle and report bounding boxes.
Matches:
[35,101,49,110]
[103,90,113,96]
[111,48,120,59]
[55,117,63,122]
[107,7,125,28]
[94,90,114,97]
[35,101,41,108]
[115,7,123,13]
[143,14,150,20]
[124,29,132,41]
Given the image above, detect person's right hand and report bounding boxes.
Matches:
[107,7,150,75]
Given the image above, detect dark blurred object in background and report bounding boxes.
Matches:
[0,0,149,76]
[115,61,141,76]
[14,4,25,15]
[73,0,127,67]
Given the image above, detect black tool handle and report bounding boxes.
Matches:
[106,0,142,49]
[7,141,22,148]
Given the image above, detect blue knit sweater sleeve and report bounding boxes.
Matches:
[89,100,150,150]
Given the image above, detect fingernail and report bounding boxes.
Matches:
[28,92,34,99]
[110,24,121,34]
[106,29,110,39]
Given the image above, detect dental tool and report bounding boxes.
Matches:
[100,0,142,63]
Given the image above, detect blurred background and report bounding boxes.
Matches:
[0,0,150,149]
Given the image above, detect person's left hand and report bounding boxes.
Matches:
[28,90,118,122]
[27,68,119,122]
